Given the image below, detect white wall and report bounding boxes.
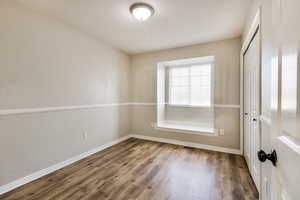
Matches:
[0,1,131,186]
[131,38,241,150]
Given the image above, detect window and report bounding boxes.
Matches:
[157,56,215,135]
[169,63,212,106]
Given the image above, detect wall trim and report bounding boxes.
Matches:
[0,103,131,116]
[130,134,242,155]
[132,102,240,108]
[0,135,131,195]
[0,103,240,116]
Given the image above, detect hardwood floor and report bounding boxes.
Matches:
[0,138,258,200]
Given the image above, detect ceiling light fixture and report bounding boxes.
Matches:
[130,3,154,21]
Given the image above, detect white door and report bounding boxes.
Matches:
[243,29,261,191]
[245,1,300,199]
[268,0,300,199]
[244,42,252,166]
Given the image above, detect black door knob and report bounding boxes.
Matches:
[258,150,277,166]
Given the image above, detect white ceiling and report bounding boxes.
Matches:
[17,0,252,54]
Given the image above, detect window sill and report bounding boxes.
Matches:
[152,121,218,136]
[167,104,211,108]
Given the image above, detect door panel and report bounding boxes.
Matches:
[247,0,300,199]
[244,47,252,165]
[269,0,300,199]
[244,30,261,191]
[258,1,274,199]
[251,32,261,189]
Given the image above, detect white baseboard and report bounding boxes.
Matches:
[0,135,131,195]
[130,134,241,155]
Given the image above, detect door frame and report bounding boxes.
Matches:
[240,8,261,156]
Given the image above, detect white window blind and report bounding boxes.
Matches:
[169,63,212,106]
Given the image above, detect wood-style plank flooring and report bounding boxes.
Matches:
[0,138,258,200]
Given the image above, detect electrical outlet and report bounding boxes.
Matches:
[83,132,88,140]
[219,129,225,135]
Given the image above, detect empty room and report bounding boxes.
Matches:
[0,0,300,199]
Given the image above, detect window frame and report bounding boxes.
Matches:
[168,61,214,108]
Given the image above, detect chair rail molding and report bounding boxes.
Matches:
[0,102,240,116]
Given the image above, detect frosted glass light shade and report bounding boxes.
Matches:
[130,3,154,21]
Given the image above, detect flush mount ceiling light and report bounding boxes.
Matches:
[130,3,154,21]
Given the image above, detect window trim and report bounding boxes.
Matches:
[152,121,218,136]
[156,56,215,128]
[168,62,214,107]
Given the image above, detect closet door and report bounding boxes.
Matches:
[244,29,261,190]
[244,47,252,166]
